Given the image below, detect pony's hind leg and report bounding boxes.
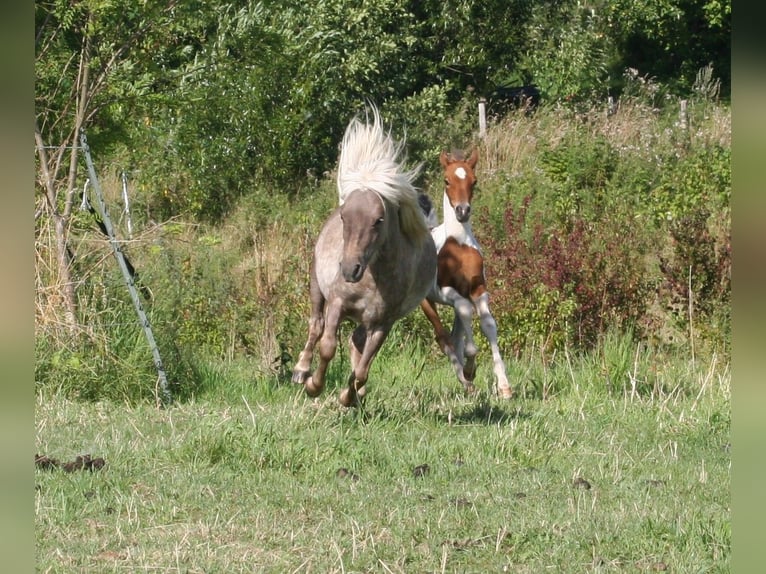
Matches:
[339,326,389,407]
[473,292,513,399]
[347,326,369,402]
[292,270,325,385]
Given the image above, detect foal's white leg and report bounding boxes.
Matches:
[473,292,513,398]
[420,299,470,389]
[442,287,479,384]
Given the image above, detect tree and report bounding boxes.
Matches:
[596,0,731,97]
[35,0,213,327]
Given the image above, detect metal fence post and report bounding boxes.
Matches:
[79,129,172,406]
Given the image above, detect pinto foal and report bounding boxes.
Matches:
[420,150,513,399]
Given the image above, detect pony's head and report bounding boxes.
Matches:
[338,189,387,283]
[440,149,479,223]
[337,105,429,246]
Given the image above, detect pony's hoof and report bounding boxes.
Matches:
[463,383,477,395]
[292,369,309,385]
[498,386,514,400]
[463,363,477,382]
[339,388,361,408]
[304,377,323,397]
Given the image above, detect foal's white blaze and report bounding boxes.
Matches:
[454,167,467,180]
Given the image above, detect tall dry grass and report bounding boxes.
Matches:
[480,92,730,183]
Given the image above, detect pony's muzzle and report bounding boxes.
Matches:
[341,261,366,283]
[455,203,472,222]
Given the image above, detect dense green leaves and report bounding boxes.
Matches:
[36,0,730,222]
[597,0,731,96]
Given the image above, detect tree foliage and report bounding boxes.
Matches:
[36,0,730,223]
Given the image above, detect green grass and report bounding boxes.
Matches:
[35,339,730,573]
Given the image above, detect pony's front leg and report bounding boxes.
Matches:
[339,326,389,407]
[304,301,342,398]
[292,312,324,385]
[292,270,325,385]
[473,292,513,399]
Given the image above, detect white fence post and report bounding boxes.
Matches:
[121,171,134,239]
[478,98,487,138]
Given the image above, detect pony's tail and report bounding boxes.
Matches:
[418,193,439,230]
[398,191,432,245]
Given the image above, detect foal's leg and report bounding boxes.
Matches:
[420,299,470,388]
[440,286,478,393]
[472,291,513,399]
[339,326,390,407]
[292,269,325,385]
[304,300,342,398]
[451,294,479,383]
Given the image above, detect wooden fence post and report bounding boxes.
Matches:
[679,100,688,130]
[478,98,487,139]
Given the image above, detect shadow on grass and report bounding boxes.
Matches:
[344,394,530,427]
[437,400,531,426]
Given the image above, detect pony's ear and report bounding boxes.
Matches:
[467,148,479,169]
[439,150,451,168]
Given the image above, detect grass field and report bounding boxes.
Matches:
[35,337,730,573]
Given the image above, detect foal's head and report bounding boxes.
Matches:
[339,189,387,283]
[440,149,479,223]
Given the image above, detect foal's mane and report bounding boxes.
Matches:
[337,106,429,244]
[446,149,468,162]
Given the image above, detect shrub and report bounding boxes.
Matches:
[481,196,651,354]
[654,206,731,353]
[538,131,619,228]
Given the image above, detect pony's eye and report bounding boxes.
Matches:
[374,217,384,227]
[444,179,449,186]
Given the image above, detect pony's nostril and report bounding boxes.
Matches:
[342,262,365,283]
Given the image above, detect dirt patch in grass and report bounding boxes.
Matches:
[35,453,106,472]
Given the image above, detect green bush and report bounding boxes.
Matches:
[650,145,730,225]
[520,2,610,101]
[35,74,730,402]
[471,94,728,359]
[538,131,619,228]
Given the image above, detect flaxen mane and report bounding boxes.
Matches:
[337,106,429,244]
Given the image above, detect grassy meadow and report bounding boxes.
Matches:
[36,89,730,572]
[36,341,729,573]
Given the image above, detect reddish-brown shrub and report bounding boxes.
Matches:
[479,196,651,354]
